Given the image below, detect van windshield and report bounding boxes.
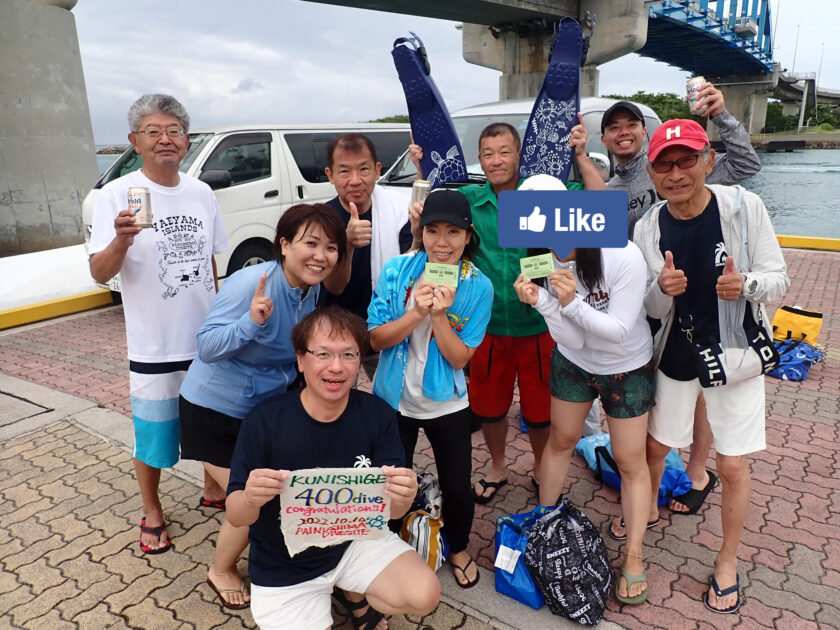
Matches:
[94,133,213,188]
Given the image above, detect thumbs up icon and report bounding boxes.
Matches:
[520,206,547,233]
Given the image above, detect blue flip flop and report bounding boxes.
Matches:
[392,32,468,189]
[518,17,583,182]
[704,574,742,614]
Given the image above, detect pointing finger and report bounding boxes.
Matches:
[254,272,267,298]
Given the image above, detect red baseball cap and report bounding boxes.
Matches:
[647,119,710,162]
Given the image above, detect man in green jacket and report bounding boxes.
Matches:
[409,118,604,503]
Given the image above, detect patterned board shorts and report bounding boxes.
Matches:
[548,347,656,419]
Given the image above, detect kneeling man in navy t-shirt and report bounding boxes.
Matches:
[226,306,440,629]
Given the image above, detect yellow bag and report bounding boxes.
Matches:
[771,306,823,343]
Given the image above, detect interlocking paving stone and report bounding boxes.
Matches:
[0,247,838,629]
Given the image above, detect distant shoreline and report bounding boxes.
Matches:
[96,145,129,154]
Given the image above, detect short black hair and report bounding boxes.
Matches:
[292,306,368,356]
[478,123,521,151]
[326,133,378,168]
[272,203,347,266]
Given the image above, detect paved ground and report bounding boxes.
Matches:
[1,247,838,629]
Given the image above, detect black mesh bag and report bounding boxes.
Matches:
[524,500,613,625]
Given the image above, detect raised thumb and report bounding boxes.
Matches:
[349,202,359,221]
[723,256,736,274]
[664,250,675,270]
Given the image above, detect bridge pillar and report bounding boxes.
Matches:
[707,71,777,138]
[0,0,97,257]
[462,0,646,100]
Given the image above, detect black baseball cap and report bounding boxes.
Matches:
[601,101,645,133]
[420,189,472,229]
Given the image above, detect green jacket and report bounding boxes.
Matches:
[460,179,583,337]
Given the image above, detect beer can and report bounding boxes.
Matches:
[411,179,431,206]
[127,187,153,228]
[686,76,707,115]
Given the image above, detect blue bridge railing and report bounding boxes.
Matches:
[639,0,775,76]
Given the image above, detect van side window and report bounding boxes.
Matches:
[201,133,272,186]
[286,131,411,184]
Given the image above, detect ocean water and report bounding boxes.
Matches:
[94,148,840,237]
[741,149,840,238]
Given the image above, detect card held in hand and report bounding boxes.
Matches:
[425,262,459,286]
[520,253,555,279]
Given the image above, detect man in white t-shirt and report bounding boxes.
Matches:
[89,94,229,555]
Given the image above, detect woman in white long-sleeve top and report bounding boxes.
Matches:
[514,243,655,606]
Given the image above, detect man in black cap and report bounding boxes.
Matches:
[601,82,761,238]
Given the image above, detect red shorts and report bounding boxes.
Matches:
[468,331,552,426]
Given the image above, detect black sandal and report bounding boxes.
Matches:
[451,557,480,589]
[334,588,385,630]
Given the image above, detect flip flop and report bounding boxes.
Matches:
[333,588,385,630]
[607,516,661,541]
[451,557,480,589]
[704,575,742,614]
[473,478,508,504]
[670,469,718,515]
[206,577,250,611]
[139,517,173,555]
[615,567,648,605]
[198,496,226,510]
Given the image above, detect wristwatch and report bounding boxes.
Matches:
[742,273,758,297]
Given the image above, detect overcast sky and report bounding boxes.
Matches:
[72,0,838,144]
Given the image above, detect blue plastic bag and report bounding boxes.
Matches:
[575,433,693,506]
[494,506,552,609]
[768,339,825,381]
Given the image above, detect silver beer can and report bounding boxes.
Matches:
[128,186,153,228]
[411,179,431,206]
[686,76,707,116]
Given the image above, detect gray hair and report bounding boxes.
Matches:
[127,94,190,132]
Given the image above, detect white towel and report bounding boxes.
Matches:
[369,185,409,288]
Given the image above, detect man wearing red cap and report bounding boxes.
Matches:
[602,84,761,519]
[633,119,788,614]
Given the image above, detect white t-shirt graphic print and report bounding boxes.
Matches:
[89,170,229,363]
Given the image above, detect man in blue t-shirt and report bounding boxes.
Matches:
[227,306,439,630]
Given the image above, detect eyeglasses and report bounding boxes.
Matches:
[306,349,360,363]
[133,128,186,140]
[650,154,701,174]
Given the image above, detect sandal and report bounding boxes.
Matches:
[198,496,226,510]
[608,517,660,541]
[615,567,648,605]
[451,557,480,589]
[473,478,508,504]
[670,470,718,515]
[334,588,385,630]
[140,516,175,555]
[704,575,742,614]
[206,576,249,610]
[139,517,173,555]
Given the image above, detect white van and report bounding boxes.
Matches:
[379,96,661,190]
[82,123,410,290]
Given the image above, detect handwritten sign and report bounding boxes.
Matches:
[520,253,555,279]
[425,262,459,287]
[279,467,391,557]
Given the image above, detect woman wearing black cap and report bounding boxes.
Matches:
[367,189,494,589]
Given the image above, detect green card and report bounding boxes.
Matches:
[520,253,555,279]
[425,262,459,286]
